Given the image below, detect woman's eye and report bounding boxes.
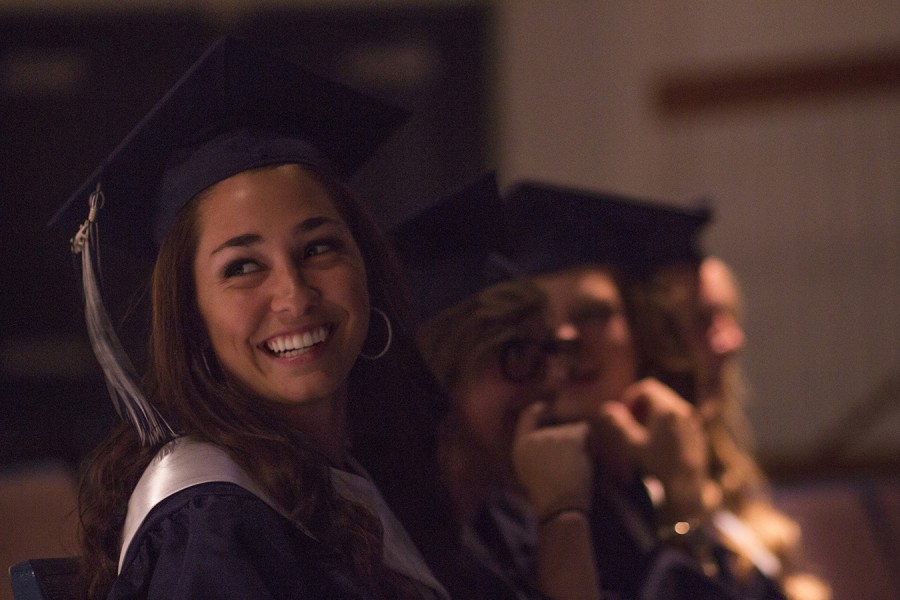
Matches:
[223,259,261,278]
[304,237,343,259]
[574,304,616,326]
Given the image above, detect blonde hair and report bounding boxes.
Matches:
[630,261,830,600]
[417,278,546,397]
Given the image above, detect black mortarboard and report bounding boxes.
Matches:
[504,181,712,278]
[49,35,408,261]
[389,172,520,326]
[48,37,408,445]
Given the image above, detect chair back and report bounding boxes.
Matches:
[0,462,79,600]
[9,558,80,600]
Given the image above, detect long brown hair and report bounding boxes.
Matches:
[77,165,457,598]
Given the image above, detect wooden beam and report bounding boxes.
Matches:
[656,46,900,116]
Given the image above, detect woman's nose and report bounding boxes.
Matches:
[544,333,580,386]
[555,322,579,344]
[709,314,745,357]
[270,265,319,314]
[543,352,571,389]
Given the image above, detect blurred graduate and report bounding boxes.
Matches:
[391,173,601,600]
[394,175,809,599]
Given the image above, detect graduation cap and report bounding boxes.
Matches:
[49,36,408,445]
[504,181,712,278]
[50,36,408,260]
[388,172,521,326]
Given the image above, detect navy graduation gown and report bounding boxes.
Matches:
[589,476,788,600]
[109,436,447,600]
[110,481,368,599]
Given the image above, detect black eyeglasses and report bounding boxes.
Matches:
[498,338,568,384]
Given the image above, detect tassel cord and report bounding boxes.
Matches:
[72,185,174,446]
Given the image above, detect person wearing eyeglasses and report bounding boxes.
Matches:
[418,277,600,600]
[391,175,601,600]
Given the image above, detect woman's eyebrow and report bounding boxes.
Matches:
[293,215,342,235]
[209,216,344,256]
[210,233,261,256]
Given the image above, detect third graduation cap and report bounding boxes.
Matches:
[50,36,408,262]
[504,181,712,278]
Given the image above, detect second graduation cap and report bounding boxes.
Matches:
[389,172,520,327]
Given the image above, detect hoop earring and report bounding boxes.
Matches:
[360,307,393,360]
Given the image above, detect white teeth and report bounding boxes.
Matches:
[266,326,329,356]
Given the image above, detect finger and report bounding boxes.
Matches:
[596,401,646,447]
[514,401,548,438]
[618,379,655,422]
[550,420,592,447]
[621,378,692,423]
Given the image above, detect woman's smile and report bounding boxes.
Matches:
[262,324,332,358]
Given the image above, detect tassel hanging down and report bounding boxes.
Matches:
[71,184,174,446]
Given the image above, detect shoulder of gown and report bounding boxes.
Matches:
[110,481,369,600]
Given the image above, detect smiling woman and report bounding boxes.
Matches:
[49,38,463,599]
[192,165,370,423]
